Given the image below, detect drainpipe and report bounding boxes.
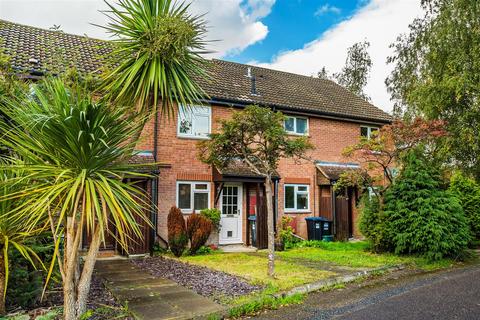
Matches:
[331,182,336,235]
[274,179,279,232]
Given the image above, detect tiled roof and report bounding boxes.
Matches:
[128,153,157,172]
[0,19,392,123]
[216,160,279,179]
[0,19,111,75]
[199,60,392,123]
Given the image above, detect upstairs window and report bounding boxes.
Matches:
[284,184,310,212]
[177,181,210,213]
[360,126,379,140]
[284,116,308,135]
[177,105,211,139]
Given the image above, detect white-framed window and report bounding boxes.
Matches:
[284,184,310,212]
[360,126,379,140]
[284,116,309,135]
[177,105,211,139]
[176,181,211,213]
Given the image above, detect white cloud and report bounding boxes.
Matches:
[315,4,341,17]
[256,0,424,113]
[0,0,275,58]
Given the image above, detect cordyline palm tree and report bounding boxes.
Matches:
[0,79,153,320]
[99,0,209,117]
[0,164,47,315]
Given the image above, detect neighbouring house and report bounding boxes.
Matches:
[0,20,392,255]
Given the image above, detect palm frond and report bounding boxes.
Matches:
[99,0,210,116]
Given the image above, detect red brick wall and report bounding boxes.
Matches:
[138,104,373,240]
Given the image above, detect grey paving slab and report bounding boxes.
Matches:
[95,259,224,320]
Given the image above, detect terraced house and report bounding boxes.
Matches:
[0,20,392,255]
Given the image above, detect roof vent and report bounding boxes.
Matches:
[246,67,252,78]
[246,67,258,96]
[28,58,39,64]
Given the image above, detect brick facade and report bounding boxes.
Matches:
[137,104,379,242]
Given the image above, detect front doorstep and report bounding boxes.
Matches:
[219,244,258,253]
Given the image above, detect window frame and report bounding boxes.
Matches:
[177,104,212,139]
[284,184,310,213]
[284,116,309,136]
[176,181,211,213]
[360,126,379,140]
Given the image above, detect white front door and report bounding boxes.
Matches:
[219,184,243,244]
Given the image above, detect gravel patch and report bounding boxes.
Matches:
[7,275,132,319]
[132,256,262,301]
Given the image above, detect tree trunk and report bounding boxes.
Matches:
[265,177,275,277]
[63,217,78,320]
[76,227,101,316]
[0,253,6,315]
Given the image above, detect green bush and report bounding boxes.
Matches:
[277,216,298,249]
[449,172,480,240]
[383,152,471,260]
[358,195,390,252]
[200,208,221,230]
[167,206,188,257]
[6,236,55,311]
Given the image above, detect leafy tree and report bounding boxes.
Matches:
[0,79,152,320]
[100,0,209,116]
[387,0,480,178]
[341,118,447,202]
[317,67,331,80]
[334,41,372,101]
[383,151,470,260]
[0,164,46,315]
[449,172,480,240]
[198,105,313,276]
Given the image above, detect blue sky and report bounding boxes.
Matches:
[0,0,423,112]
[230,0,365,64]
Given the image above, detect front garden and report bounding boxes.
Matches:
[132,240,461,318]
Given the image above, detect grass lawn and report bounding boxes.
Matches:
[276,241,454,270]
[181,241,454,294]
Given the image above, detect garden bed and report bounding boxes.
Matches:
[5,276,132,320]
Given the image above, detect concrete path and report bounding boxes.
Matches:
[95,259,224,320]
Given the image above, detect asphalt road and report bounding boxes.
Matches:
[252,264,480,320]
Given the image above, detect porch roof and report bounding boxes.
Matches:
[127,153,165,174]
[213,160,280,183]
[316,161,361,185]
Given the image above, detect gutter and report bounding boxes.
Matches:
[201,97,392,126]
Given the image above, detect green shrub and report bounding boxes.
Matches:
[449,172,480,240]
[196,245,214,255]
[187,214,213,255]
[277,216,298,249]
[200,208,221,230]
[6,237,55,311]
[383,151,471,260]
[358,195,390,252]
[167,206,188,257]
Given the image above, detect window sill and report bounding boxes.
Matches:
[177,135,211,140]
[286,132,309,137]
[180,209,207,214]
[284,210,311,214]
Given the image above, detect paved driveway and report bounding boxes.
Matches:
[252,264,480,320]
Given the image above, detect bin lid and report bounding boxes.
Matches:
[305,216,331,222]
[248,215,256,221]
